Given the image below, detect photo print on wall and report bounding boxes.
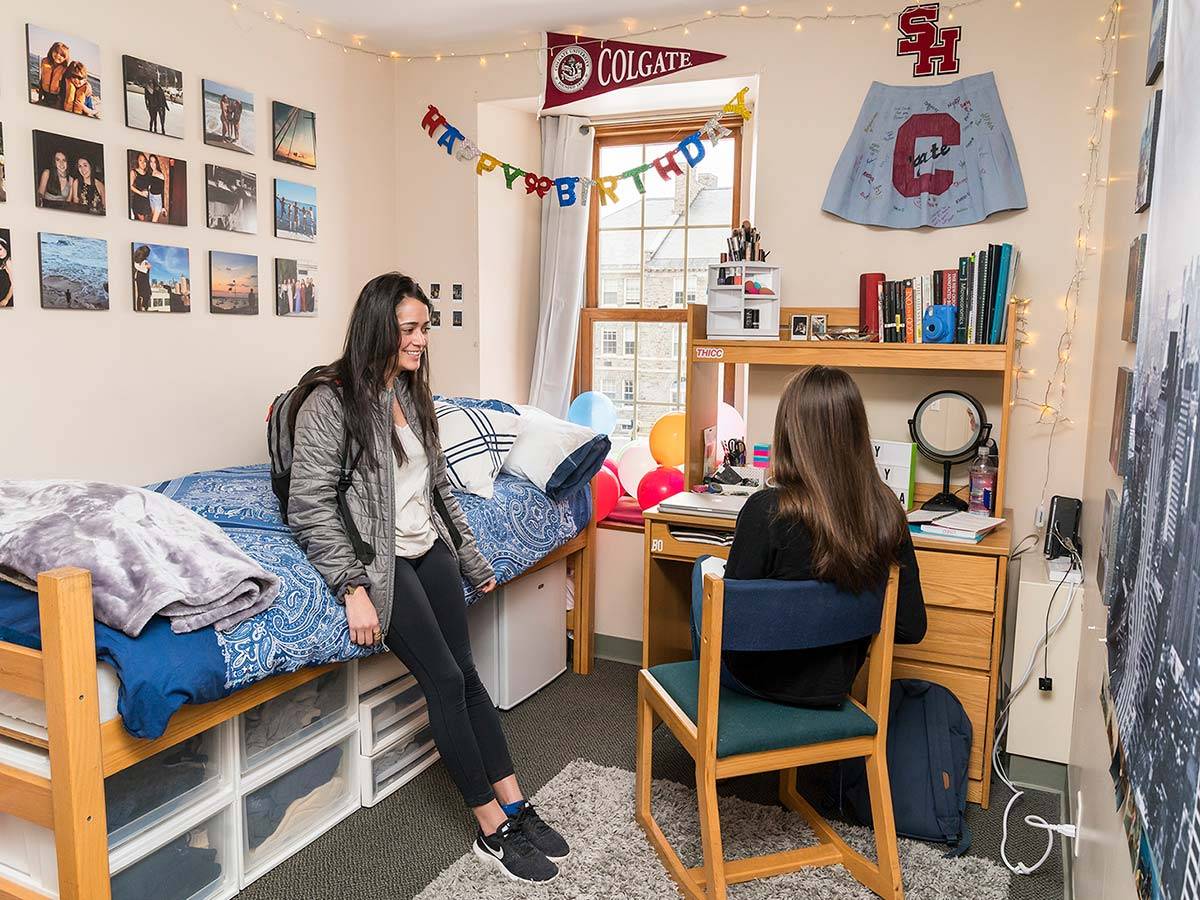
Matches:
[209,250,258,315]
[203,79,254,154]
[274,179,316,242]
[27,24,102,117]
[39,232,108,310]
[123,55,183,138]
[452,309,463,328]
[132,243,190,313]
[1135,90,1162,213]
[205,165,257,234]
[452,282,463,301]
[127,150,187,226]
[1123,234,1147,343]
[33,131,106,215]
[275,258,317,316]
[272,101,316,169]
[0,123,6,202]
[430,308,441,328]
[0,229,12,308]
[1145,0,1167,85]
[429,282,441,299]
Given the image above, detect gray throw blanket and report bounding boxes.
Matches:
[0,481,279,636]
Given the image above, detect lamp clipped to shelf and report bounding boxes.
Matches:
[908,389,992,512]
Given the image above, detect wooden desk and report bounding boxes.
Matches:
[643,506,1012,808]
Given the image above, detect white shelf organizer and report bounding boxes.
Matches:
[706,262,782,341]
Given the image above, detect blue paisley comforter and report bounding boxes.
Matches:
[0,464,589,738]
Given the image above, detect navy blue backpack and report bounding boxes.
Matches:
[839,679,973,856]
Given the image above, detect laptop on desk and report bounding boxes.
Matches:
[657,491,749,520]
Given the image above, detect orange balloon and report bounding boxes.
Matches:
[649,411,686,467]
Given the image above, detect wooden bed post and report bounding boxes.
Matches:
[37,568,111,900]
[571,508,598,676]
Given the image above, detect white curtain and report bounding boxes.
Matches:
[528,115,594,417]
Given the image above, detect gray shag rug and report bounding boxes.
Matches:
[416,759,1010,899]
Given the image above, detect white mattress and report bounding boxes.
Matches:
[0,662,121,742]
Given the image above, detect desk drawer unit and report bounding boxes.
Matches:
[648,522,731,562]
[915,550,997,612]
[894,607,994,671]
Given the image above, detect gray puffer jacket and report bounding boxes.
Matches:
[287,376,493,633]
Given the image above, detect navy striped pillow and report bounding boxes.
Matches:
[433,401,521,498]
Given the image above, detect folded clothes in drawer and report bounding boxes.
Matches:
[242,737,355,876]
[364,724,438,807]
[106,727,225,847]
[359,674,427,755]
[241,667,351,771]
[110,808,231,900]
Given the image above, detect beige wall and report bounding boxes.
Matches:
[476,101,541,405]
[1070,0,1152,896]
[397,1,1112,541]
[1,0,398,484]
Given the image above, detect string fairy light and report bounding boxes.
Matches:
[1010,0,1120,506]
[221,0,1001,62]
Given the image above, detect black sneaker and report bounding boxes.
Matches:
[512,801,570,862]
[472,818,559,884]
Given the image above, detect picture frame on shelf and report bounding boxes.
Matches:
[790,314,809,340]
[811,314,828,339]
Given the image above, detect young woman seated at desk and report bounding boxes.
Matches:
[720,365,928,707]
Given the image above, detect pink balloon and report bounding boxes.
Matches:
[716,402,746,464]
[636,466,685,512]
[593,467,621,522]
[602,458,620,492]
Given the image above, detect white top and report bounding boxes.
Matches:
[392,424,437,558]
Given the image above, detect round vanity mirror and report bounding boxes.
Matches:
[908,390,991,511]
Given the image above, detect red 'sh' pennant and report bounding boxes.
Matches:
[543,32,726,111]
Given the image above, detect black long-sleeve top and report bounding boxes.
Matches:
[721,488,927,707]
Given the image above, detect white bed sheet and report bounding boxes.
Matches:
[0,662,121,742]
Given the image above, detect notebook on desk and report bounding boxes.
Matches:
[657,491,749,520]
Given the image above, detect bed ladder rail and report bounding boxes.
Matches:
[0,569,111,900]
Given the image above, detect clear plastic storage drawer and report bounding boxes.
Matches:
[240,667,352,772]
[109,806,236,900]
[358,674,427,755]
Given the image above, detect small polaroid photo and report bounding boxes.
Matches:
[430,308,441,328]
[811,314,828,339]
[452,309,463,328]
[452,282,463,302]
[790,314,809,340]
[429,282,441,300]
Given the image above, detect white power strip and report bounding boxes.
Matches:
[1047,557,1083,584]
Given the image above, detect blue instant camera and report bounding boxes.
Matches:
[923,305,957,343]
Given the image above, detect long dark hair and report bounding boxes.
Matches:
[770,365,907,592]
[301,272,437,469]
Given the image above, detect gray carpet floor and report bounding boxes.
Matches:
[239,658,1065,900]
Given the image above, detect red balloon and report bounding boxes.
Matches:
[593,467,621,522]
[636,466,685,512]
[602,458,622,495]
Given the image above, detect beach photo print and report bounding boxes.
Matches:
[203,79,254,154]
[274,179,316,242]
[27,24,102,117]
[209,250,258,315]
[272,101,316,169]
[39,232,108,309]
[123,55,183,138]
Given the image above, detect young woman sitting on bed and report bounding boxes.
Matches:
[287,272,568,885]
[722,365,928,707]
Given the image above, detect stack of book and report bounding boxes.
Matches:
[873,242,1020,344]
[906,510,1006,543]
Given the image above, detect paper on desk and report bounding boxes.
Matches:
[906,509,949,524]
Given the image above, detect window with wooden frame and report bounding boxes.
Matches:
[578,116,742,453]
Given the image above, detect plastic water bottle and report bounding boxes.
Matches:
[968,446,997,515]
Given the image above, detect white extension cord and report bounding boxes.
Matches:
[992,526,1082,876]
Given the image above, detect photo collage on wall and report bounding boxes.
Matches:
[14,21,318,316]
[426,281,464,330]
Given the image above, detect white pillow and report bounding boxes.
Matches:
[434,401,523,498]
[502,405,599,495]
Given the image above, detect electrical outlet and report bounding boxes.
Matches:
[1038,676,1054,692]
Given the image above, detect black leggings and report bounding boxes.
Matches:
[385,541,513,807]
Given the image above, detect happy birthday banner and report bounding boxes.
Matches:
[419,87,753,209]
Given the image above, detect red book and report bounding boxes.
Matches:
[860,273,885,337]
[943,269,958,308]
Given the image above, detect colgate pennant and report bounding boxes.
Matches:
[543,32,726,110]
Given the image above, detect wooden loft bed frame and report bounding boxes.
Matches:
[0,516,596,900]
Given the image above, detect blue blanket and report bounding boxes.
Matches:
[0,464,589,739]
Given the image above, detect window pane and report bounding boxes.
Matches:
[634,322,683,403]
[643,229,686,308]
[644,141,683,228]
[599,231,641,307]
[685,227,730,304]
[597,144,643,228]
[687,138,736,226]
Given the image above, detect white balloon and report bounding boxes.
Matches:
[617,440,658,500]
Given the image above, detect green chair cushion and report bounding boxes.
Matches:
[647,660,877,759]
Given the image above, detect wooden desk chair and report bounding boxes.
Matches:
[636,563,903,900]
